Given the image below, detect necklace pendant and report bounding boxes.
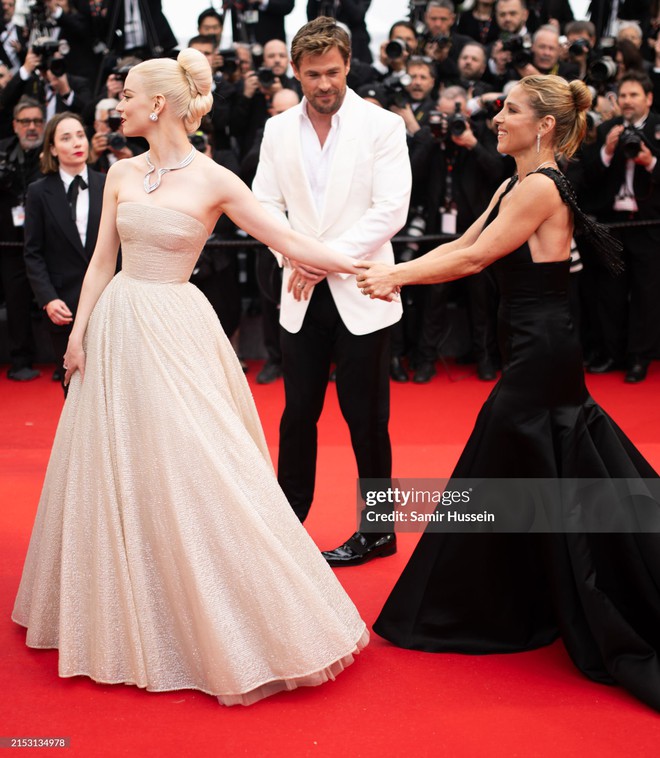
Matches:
[142,146,196,194]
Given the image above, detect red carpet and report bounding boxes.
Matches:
[2,362,660,757]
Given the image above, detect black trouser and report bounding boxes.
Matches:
[594,220,660,362]
[0,247,35,371]
[278,279,392,529]
[255,251,282,365]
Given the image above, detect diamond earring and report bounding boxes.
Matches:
[149,112,158,122]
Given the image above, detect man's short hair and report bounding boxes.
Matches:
[14,96,44,119]
[533,24,560,42]
[441,85,468,103]
[197,8,224,27]
[291,16,351,69]
[188,34,217,48]
[618,70,653,95]
[564,20,596,39]
[427,0,456,12]
[406,56,435,78]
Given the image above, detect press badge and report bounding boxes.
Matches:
[11,205,25,227]
[441,207,457,235]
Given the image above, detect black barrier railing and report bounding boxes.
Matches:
[2,218,660,252]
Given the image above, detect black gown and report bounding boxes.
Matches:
[374,170,660,711]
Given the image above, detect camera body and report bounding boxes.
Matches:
[568,37,591,57]
[189,131,209,153]
[385,38,408,60]
[257,66,276,88]
[501,34,533,68]
[428,103,468,144]
[619,126,644,159]
[0,149,17,191]
[382,73,412,108]
[219,49,238,75]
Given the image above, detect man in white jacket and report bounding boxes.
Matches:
[253,16,411,566]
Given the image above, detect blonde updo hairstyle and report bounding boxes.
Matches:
[131,48,213,133]
[517,75,592,159]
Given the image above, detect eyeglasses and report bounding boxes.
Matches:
[15,117,45,126]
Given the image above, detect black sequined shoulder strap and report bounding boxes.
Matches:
[533,167,624,274]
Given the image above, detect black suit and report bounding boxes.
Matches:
[409,122,510,366]
[101,0,178,56]
[581,111,660,362]
[0,71,93,119]
[24,169,106,386]
[231,0,294,46]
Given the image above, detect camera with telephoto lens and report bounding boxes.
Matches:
[399,205,427,262]
[256,66,276,87]
[385,38,409,60]
[105,111,126,151]
[586,37,618,86]
[382,73,412,108]
[501,34,533,68]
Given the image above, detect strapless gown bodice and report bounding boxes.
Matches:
[117,202,209,283]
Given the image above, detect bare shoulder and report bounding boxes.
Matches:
[521,171,564,206]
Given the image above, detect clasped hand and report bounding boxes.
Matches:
[355,261,400,301]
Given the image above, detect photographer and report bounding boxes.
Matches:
[404,86,509,382]
[387,55,437,138]
[0,97,44,380]
[456,42,493,98]
[88,97,141,171]
[230,37,298,156]
[371,20,418,80]
[582,71,660,383]
[419,1,471,73]
[562,20,596,81]
[1,0,26,74]
[38,0,99,81]
[0,41,92,121]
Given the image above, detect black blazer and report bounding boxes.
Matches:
[581,112,660,221]
[23,169,105,329]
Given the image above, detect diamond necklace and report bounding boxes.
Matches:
[143,146,196,193]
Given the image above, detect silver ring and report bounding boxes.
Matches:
[361,289,369,296]
[297,281,304,289]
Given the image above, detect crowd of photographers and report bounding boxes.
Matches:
[1,0,660,385]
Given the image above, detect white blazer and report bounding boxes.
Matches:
[252,88,412,335]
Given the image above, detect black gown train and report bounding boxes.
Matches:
[374,170,660,711]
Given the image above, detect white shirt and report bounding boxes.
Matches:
[59,165,90,247]
[299,96,346,216]
[124,0,146,49]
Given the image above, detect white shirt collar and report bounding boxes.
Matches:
[59,165,90,188]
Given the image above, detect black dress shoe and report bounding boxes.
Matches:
[476,358,497,381]
[413,362,436,383]
[390,357,408,383]
[52,368,63,382]
[256,361,282,384]
[586,357,623,374]
[322,532,397,567]
[625,359,649,383]
[7,367,40,381]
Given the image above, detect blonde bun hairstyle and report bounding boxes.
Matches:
[132,48,213,133]
[518,75,591,159]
